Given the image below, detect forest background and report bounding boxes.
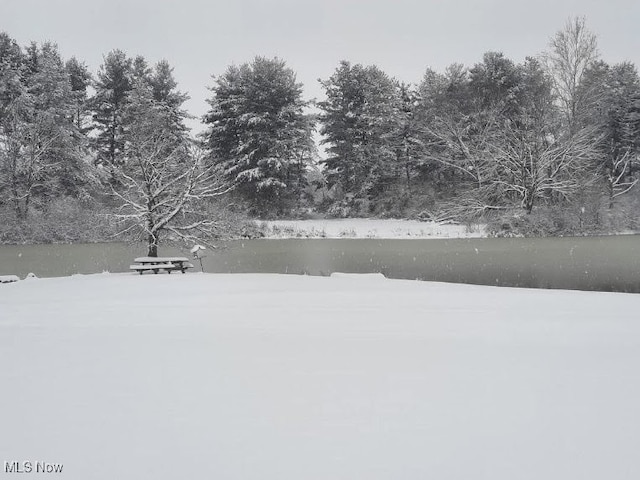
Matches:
[1,17,640,249]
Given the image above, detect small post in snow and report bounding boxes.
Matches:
[190,244,207,273]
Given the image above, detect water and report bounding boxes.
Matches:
[1,236,639,292]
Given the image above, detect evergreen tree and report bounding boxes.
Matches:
[0,32,27,215]
[0,38,88,217]
[416,63,493,194]
[318,61,399,206]
[391,82,424,192]
[148,59,189,139]
[131,55,151,84]
[91,49,132,166]
[150,60,186,106]
[24,42,85,200]
[202,57,315,215]
[580,61,640,206]
[468,51,524,119]
[65,56,92,132]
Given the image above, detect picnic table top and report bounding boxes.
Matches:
[134,256,190,263]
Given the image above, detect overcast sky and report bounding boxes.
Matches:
[2,0,640,132]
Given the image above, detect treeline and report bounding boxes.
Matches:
[0,33,242,250]
[1,17,640,246]
[313,18,640,234]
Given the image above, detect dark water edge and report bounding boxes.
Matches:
[1,236,639,293]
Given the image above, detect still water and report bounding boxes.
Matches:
[1,236,639,292]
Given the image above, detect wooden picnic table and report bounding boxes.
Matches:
[130,257,194,275]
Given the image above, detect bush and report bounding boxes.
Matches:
[0,198,117,244]
[487,207,582,237]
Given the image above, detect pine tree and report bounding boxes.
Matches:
[91,50,132,166]
[391,82,424,192]
[0,32,27,216]
[131,55,151,85]
[65,57,92,132]
[468,51,524,119]
[148,59,189,140]
[581,61,640,206]
[202,57,315,215]
[318,61,399,206]
[415,64,487,192]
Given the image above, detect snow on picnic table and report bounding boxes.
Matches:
[261,218,486,238]
[1,272,640,480]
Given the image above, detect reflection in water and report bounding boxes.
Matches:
[0,236,639,292]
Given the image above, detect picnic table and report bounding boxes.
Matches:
[130,257,194,275]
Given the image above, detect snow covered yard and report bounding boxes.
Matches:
[1,272,640,480]
[261,218,486,238]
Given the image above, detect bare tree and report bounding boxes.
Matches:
[544,16,599,133]
[111,83,232,256]
[0,43,79,219]
[111,147,233,256]
[491,124,599,213]
[0,98,63,218]
[423,112,501,190]
[601,149,639,209]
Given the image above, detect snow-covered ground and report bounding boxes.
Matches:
[2,273,640,479]
[261,218,486,238]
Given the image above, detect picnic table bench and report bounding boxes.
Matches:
[0,275,20,284]
[130,257,194,275]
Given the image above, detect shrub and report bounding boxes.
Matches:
[0,198,117,244]
[487,207,582,238]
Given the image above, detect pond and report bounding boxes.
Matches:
[0,236,639,292]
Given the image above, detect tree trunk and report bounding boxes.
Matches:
[405,159,411,193]
[524,190,535,214]
[608,177,615,209]
[147,232,159,257]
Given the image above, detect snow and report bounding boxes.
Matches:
[2,273,640,479]
[190,244,206,254]
[133,256,190,262]
[261,218,486,238]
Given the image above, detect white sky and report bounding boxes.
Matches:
[2,0,640,133]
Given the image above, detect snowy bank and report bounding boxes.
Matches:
[261,218,486,238]
[1,273,640,480]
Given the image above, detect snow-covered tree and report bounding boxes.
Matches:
[416,63,499,196]
[544,16,599,133]
[0,38,88,218]
[131,55,151,85]
[580,61,640,207]
[318,61,399,202]
[112,81,230,256]
[65,56,92,132]
[148,59,189,139]
[390,82,424,192]
[202,57,315,215]
[91,50,133,166]
[417,54,596,216]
